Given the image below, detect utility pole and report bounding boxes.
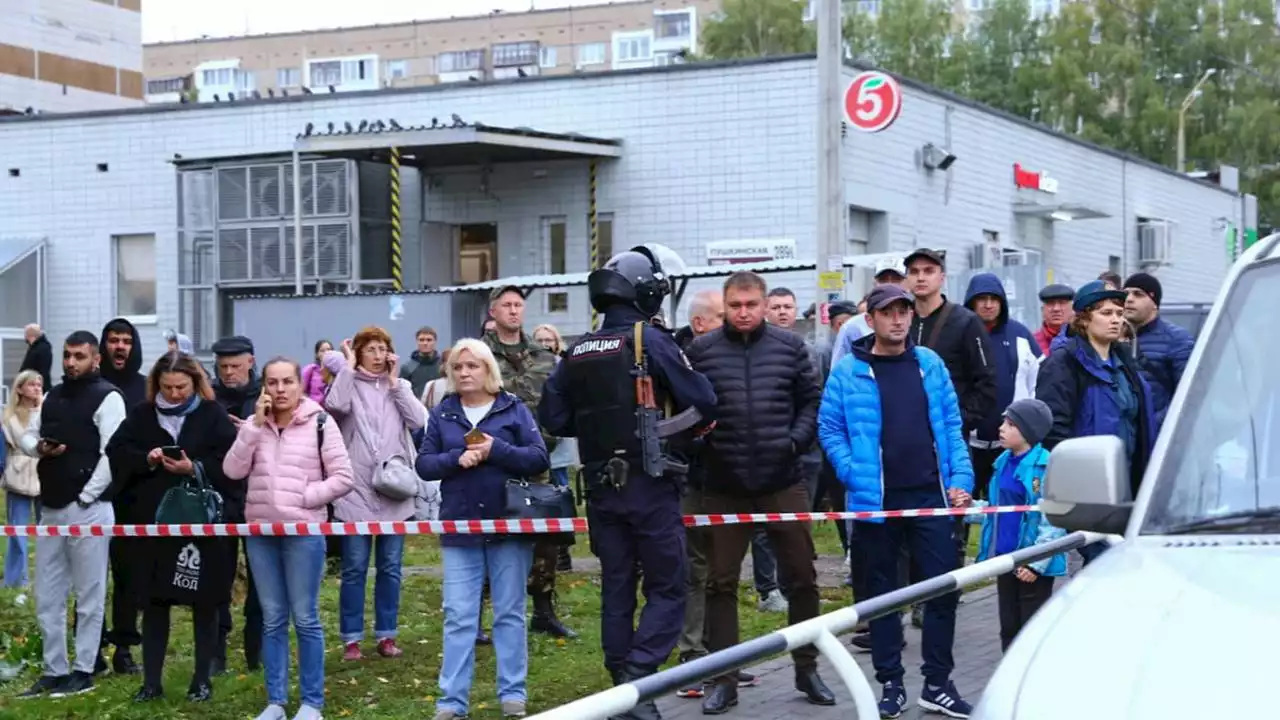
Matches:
[815,0,844,343]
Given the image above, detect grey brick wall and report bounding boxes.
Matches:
[0,57,1238,360]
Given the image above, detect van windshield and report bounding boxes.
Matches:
[1142,260,1280,534]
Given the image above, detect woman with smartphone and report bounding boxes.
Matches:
[105,352,240,703]
[321,327,425,661]
[223,357,354,720]
[3,370,43,589]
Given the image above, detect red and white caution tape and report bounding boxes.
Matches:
[0,505,1037,538]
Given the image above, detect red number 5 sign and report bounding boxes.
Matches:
[843,71,903,133]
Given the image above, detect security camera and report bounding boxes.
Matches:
[922,143,958,171]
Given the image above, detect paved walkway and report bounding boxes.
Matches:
[655,583,1004,720]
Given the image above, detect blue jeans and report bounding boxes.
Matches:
[438,541,534,715]
[339,534,405,643]
[858,487,958,686]
[246,536,326,709]
[550,467,570,487]
[4,493,38,588]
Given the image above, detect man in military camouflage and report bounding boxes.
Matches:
[482,285,577,639]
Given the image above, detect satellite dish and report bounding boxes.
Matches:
[642,243,688,276]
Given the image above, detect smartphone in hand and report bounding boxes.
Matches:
[161,445,183,460]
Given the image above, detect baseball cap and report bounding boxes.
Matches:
[866,284,914,311]
[873,258,907,279]
[488,285,525,303]
[903,248,945,269]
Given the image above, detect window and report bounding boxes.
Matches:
[1088,72,1101,90]
[539,46,558,68]
[857,0,881,13]
[200,68,233,86]
[548,293,569,313]
[277,67,301,87]
[615,33,653,63]
[983,229,999,244]
[115,234,157,319]
[438,50,484,73]
[341,58,372,82]
[577,42,606,66]
[146,77,186,94]
[592,213,614,269]
[385,60,408,80]
[803,0,816,21]
[1031,0,1060,16]
[655,10,692,40]
[309,60,341,86]
[544,217,567,274]
[1140,262,1280,534]
[236,71,255,91]
[492,42,539,67]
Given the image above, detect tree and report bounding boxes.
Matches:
[962,0,1050,118]
[701,0,816,60]
[843,0,957,87]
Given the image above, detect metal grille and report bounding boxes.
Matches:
[217,167,249,221]
[178,231,216,285]
[283,223,352,280]
[250,226,284,280]
[182,171,214,229]
[313,161,349,216]
[249,165,283,218]
[218,228,249,281]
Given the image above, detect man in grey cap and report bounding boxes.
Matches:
[1033,284,1074,356]
[210,335,263,673]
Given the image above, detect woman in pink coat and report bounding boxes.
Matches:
[223,358,354,720]
[321,327,425,661]
[300,340,333,403]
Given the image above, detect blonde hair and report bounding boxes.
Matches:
[445,339,504,396]
[532,323,565,355]
[3,370,43,426]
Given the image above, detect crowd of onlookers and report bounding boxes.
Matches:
[0,250,1196,720]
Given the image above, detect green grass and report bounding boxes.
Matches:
[0,521,861,719]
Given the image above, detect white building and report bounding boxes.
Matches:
[0,0,144,114]
[0,55,1253,378]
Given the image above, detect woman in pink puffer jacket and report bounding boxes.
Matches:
[222,357,353,720]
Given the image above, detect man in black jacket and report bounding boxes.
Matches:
[687,272,835,714]
[904,249,998,621]
[20,324,52,390]
[91,318,148,675]
[209,336,263,673]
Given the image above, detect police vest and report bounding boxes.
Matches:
[560,329,648,465]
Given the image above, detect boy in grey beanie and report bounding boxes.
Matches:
[968,396,1068,651]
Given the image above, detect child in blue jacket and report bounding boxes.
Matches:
[967,398,1067,652]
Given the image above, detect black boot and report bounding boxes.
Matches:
[700,682,738,715]
[530,590,578,639]
[556,546,573,573]
[112,647,140,675]
[243,630,262,672]
[795,668,836,706]
[623,664,662,720]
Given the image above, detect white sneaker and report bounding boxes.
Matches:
[757,589,789,613]
[254,705,288,720]
[291,704,323,720]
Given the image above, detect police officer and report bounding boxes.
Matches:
[540,247,717,720]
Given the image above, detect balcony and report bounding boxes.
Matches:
[653,8,696,53]
[305,55,380,93]
[437,50,486,84]
[145,74,192,104]
[194,59,254,102]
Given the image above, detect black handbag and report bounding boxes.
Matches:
[505,479,577,545]
[155,462,224,525]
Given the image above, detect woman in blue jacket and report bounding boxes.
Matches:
[1035,281,1156,562]
[415,339,550,720]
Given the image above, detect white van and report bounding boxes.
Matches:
[974,233,1280,720]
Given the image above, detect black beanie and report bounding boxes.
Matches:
[1123,272,1162,307]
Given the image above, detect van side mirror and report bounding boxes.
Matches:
[1041,435,1133,535]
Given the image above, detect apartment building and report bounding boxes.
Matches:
[143,0,717,103]
[0,0,144,114]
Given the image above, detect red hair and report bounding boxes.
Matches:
[352,326,394,363]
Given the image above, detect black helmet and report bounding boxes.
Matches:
[587,245,671,317]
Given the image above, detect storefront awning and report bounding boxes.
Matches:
[0,237,43,275]
[1014,202,1110,222]
[291,120,623,167]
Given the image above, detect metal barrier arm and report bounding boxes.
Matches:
[528,531,1117,720]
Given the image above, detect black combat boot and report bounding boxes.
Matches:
[556,546,573,573]
[621,663,662,720]
[530,590,578,639]
[112,647,141,675]
[209,632,228,676]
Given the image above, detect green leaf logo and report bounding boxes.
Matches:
[864,77,884,91]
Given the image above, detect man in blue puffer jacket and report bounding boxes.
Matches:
[1122,273,1194,431]
[818,284,975,719]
